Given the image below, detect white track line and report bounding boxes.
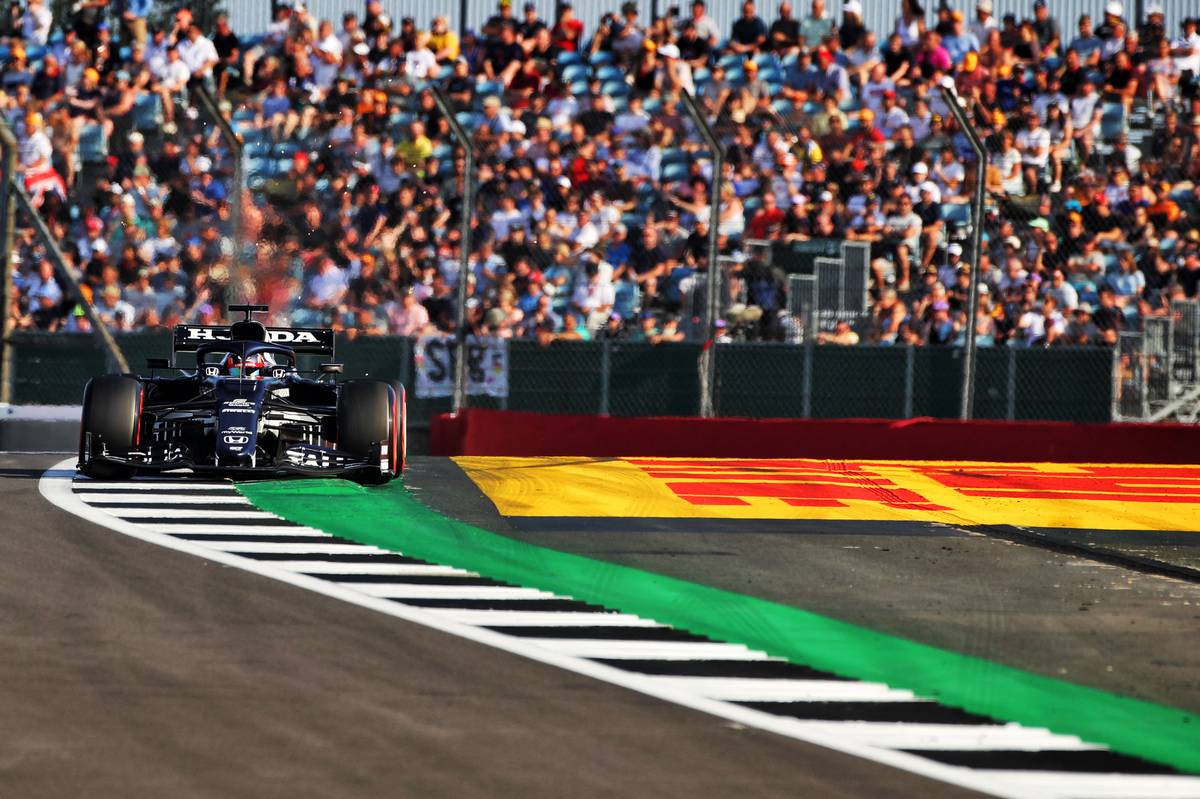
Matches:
[339,583,560,600]
[642,676,918,702]
[524,640,772,660]
[271,562,477,577]
[75,494,257,505]
[787,722,1102,752]
[423,610,664,627]
[102,508,280,519]
[38,461,1200,799]
[139,526,336,537]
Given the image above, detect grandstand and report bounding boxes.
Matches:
[3,0,1199,356]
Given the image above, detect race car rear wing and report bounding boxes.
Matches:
[172,325,336,358]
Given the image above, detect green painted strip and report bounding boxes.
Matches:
[237,478,1200,773]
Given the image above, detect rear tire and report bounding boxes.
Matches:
[337,380,402,484]
[79,375,142,479]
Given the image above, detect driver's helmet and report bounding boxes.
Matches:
[223,351,276,379]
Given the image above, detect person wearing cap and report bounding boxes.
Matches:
[971,0,998,45]
[1096,4,1126,50]
[1138,4,1167,59]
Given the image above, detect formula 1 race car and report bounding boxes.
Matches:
[78,305,406,483]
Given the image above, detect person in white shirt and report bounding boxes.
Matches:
[1069,78,1102,162]
[1018,294,1065,346]
[570,209,600,252]
[20,113,52,169]
[995,130,1024,196]
[1172,17,1200,100]
[971,0,998,45]
[21,0,52,45]
[179,25,219,81]
[154,45,191,125]
[1016,110,1051,194]
[681,0,721,47]
[489,195,527,240]
[310,20,344,91]
[405,32,438,79]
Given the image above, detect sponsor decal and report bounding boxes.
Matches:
[221,398,256,414]
[185,328,323,344]
[628,459,948,510]
[222,434,250,445]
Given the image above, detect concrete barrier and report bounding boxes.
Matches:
[0,405,80,452]
[431,409,1200,464]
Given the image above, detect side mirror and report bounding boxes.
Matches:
[147,358,169,369]
[320,363,344,374]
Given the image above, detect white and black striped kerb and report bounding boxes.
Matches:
[44,466,1200,799]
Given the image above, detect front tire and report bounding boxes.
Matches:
[337,380,404,484]
[79,375,143,479]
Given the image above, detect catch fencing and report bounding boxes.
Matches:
[11,331,1114,452]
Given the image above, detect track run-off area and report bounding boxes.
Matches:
[21,455,1200,797]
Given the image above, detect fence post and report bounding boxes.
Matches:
[599,339,611,416]
[903,346,914,419]
[1006,347,1017,421]
[430,85,475,417]
[939,83,986,420]
[1110,343,1121,423]
[9,180,129,373]
[678,90,724,418]
[801,340,813,418]
[190,84,246,302]
[0,119,16,403]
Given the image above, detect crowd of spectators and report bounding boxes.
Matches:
[4,0,1200,350]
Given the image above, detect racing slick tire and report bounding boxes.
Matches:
[337,380,404,484]
[79,375,143,479]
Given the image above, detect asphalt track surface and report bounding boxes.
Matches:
[4,453,977,798]
[9,453,1200,797]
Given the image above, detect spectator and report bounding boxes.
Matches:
[729,1,767,55]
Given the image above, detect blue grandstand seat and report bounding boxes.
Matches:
[941,204,971,225]
[244,141,271,159]
[601,80,630,97]
[660,147,688,166]
[558,51,583,67]
[569,80,589,96]
[589,50,614,66]
[562,64,590,84]
[1100,103,1126,140]
[692,67,710,84]
[717,53,741,71]
[613,280,641,319]
[132,93,162,131]
[77,123,107,165]
[661,162,689,182]
[596,64,623,82]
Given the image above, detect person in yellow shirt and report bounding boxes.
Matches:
[429,16,460,62]
[397,120,434,176]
